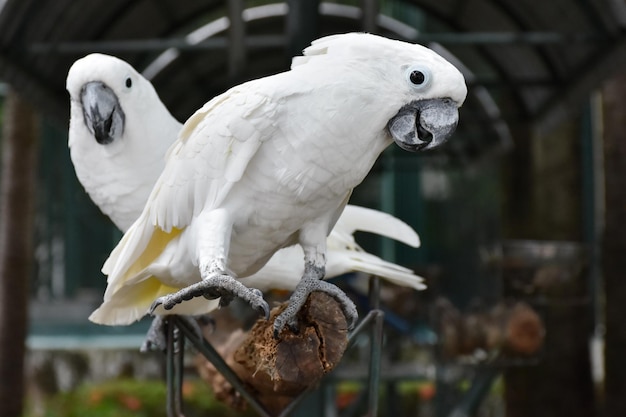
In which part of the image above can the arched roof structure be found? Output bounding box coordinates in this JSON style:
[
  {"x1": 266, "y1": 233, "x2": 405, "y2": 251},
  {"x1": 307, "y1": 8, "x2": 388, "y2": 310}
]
[{"x1": 1, "y1": 0, "x2": 625, "y2": 159}]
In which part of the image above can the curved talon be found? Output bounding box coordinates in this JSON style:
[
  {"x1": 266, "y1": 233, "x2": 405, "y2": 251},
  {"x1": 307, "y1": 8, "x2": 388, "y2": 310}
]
[
  {"x1": 248, "y1": 288, "x2": 270, "y2": 319},
  {"x1": 272, "y1": 279, "x2": 358, "y2": 339},
  {"x1": 258, "y1": 301, "x2": 270, "y2": 320},
  {"x1": 149, "y1": 298, "x2": 163, "y2": 315},
  {"x1": 148, "y1": 276, "x2": 270, "y2": 321}
]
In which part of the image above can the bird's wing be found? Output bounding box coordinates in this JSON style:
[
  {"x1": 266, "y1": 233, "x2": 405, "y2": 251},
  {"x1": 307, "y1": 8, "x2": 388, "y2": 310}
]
[
  {"x1": 101, "y1": 87, "x2": 279, "y2": 297},
  {"x1": 149, "y1": 88, "x2": 279, "y2": 231},
  {"x1": 89, "y1": 277, "x2": 219, "y2": 325}
]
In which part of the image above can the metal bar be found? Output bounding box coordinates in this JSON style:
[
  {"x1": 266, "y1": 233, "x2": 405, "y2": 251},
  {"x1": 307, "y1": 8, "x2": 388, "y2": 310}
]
[
  {"x1": 174, "y1": 324, "x2": 185, "y2": 417},
  {"x1": 165, "y1": 318, "x2": 182, "y2": 417},
  {"x1": 359, "y1": 0, "x2": 378, "y2": 32},
  {"x1": 416, "y1": 31, "x2": 607, "y2": 44},
  {"x1": 28, "y1": 32, "x2": 607, "y2": 55},
  {"x1": 227, "y1": 0, "x2": 246, "y2": 78},
  {"x1": 323, "y1": 383, "x2": 338, "y2": 417},
  {"x1": 446, "y1": 365, "x2": 500, "y2": 417},
  {"x1": 166, "y1": 289, "x2": 386, "y2": 417},
  {"x1": 174, "y1": 316, "x2": 274, "y2": 417},
  {"x1": 286, "y1": 0, "x2": 319, "y2": 57},
  {"x1": 276, "y1": 391, "x2": 309, "y2": 417},
  {"x1": 347, "y1": 310, "x2": 378, "y2": 345},
  {"x1": 368, "y1": 276, "x2": 381, "y2": 310},
  {"x1": 28, "y1": 35, "x2": 286, "y2": 54},
  {"x1": 366, "y1": 277, "x2": 383, "y2": 417}
]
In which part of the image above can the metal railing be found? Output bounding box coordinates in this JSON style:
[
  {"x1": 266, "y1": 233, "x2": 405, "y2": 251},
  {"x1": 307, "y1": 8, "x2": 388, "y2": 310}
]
[{"x1": 162, "y1": 276, "x2": 385, "y2": 417}]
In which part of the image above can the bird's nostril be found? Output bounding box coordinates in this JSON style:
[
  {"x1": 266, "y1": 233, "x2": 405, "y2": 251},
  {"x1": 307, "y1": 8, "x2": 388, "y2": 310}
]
[
  {"x1": 104, "y1": 113, "x2": 113, "y2": 133},
  {"x1": 417, "y1": 123, "x2": 433, "y2": 143}
]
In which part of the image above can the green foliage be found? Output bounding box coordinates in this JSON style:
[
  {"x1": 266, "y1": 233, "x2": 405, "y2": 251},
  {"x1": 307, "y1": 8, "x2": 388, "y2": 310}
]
[{"x1": 26, "y1": 378, "x2": 249, "y2": 417}]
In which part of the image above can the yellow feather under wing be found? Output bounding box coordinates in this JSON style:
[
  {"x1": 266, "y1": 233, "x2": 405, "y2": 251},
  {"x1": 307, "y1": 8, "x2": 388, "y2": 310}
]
[
  {"x1": 123, "y1": 227, "x2": 182, "y2": 285},
  {"x1": 91, "y1": 226, "x2": 184, "y2": 325},
  {"x1": 104, "y1": 226, "x2": 182, "y2": 298},
  {"x1": 89, "y1": 277, "x2": 180, "y2": 325}
]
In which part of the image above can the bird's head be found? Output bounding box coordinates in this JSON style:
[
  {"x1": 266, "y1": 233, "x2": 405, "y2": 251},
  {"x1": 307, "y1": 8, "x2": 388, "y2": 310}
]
[
  {"x1": 385, "y1": 49, "x2": 467, "y2": 152},
  {"x1": 66, "y1": 53, "x2": 161, "y2": 147},
  {"x1": 294, "y1": 33, "x2": 468, "y2": 152}
]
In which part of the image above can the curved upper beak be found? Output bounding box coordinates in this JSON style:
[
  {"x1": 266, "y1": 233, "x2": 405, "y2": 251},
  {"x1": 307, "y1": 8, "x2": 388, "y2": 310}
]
[
  {"x1": 80, "y1": 81, "x2": 125, "y2": 145},
  {"x1": 387, "y1": 98, "x2": 459, "y2": 152}
]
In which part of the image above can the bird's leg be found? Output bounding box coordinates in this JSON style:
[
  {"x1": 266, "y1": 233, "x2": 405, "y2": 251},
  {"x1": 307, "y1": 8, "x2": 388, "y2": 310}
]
[
  {"x1": 273, "y1": 246, "x2": 358, "y2": 338},
  {"x1": 149, "y1": 209, "x2": 270, "y2": 319},
  {"x1": 149, "y1": 260, "x2": 270, "y2": 319}
]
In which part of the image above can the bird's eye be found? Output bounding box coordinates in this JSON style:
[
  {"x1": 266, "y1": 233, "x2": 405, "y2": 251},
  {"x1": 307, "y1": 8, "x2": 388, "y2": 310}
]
[
  {"x1": 125, "y1": 78, "x2": 132, "y2": 88},
  {"x1": 410, "y1": 70, "x2": 425, "y2": 85},
  {"x1": 405, "y1": 65, "x2": 431, "y2": 90}
]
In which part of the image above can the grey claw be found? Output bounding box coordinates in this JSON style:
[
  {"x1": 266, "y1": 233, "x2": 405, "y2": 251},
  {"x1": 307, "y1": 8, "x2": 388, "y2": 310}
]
[
  {"x1": 148, "y1": 298, "x2": 163, "y2": 315},
  {"x1": 259, "y1": 301, "x2": 270, "y2": 320},
  {"x1": 272, "y1": 279, "x2": 358, "y2": 339},
  {"x1": 272, "y1": 314, "x2": 299, "y2": 339},
  {"x1": 247, "y1": 288, "x2": 270, "y2": 319}
]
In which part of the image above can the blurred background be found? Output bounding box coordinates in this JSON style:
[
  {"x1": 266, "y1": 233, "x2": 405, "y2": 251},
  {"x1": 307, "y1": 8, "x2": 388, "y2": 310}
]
[{"x1": 1, "y1": 0, "x2": 625, "y2": 416}]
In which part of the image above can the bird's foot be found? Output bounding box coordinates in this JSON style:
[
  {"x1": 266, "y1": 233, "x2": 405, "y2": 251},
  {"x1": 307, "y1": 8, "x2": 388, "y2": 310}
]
[
  {"x1": 140, "y1": 315, "x2": 205, "y2": 352},
  {"x1": 149, "y1": 275, "x2": 270, "y2": 319},
  {"x1": 273, "y1": 277, "x2": 358, "y2": 338}
]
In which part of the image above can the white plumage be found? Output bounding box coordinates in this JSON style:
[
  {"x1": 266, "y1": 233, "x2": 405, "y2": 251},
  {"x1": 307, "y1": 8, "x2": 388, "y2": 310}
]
[
  {"x1": 67, "y1": 54, "x2": 180, "y2": 232},
  {"x1": 66, "y1": 51, "x2": 429, "y2": 327},
  {"x1": 93, "y1": 33, "x2": 466, "y2": 335}
]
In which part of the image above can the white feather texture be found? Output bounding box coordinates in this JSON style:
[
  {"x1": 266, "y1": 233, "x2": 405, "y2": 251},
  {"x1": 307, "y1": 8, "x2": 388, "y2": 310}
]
[
  {"x1": 70, "y1": 34, "x2": 466, "y2": 326},
  {"x1": 242, "y1": 205, "x2": 425, "y2": 292},
  {"x1": 67, "y1": 53, "x2": 181, "y2": 231},
  {"x1": 67, "y1": 53, "x2": 427, "y2": 326}
]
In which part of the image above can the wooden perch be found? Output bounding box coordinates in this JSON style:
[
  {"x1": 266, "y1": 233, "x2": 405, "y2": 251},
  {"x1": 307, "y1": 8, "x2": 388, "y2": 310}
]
[{"x1": 197, "y1": 292, "x2": 349, "y2": 415}]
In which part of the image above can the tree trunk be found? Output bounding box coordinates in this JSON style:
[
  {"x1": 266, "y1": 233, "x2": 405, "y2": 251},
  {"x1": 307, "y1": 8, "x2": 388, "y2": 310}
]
[
  {"x1": 0, "y1": 87, "x2": 39, "y2": 417},
  {"x1": 602, "y1": 72, "x2": 626, "y2": 417}
]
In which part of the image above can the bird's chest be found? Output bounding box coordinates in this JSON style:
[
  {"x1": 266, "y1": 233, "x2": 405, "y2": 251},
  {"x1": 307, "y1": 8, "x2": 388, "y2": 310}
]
[{"x1": 251, "y1": 129, "x2": 386, "y2": 201}]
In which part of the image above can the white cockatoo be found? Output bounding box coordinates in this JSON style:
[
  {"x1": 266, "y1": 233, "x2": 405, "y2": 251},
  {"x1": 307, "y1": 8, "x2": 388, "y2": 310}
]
[
  {"x1": 67, "y1": 55, "x2": 180, "y2": 232},
  {"x1": 94, "y1": 33, "x2": 466, "y2": 337},
  {"x1": 67, "y1": 53, "x2": 426, "y2": 330}
]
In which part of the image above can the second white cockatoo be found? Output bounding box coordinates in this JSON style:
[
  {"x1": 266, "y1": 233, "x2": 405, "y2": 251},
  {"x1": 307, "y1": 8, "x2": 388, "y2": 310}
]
[
  {"x1": 66, "y1": 52, "x2": 426, "y2": 330},
  {"x1": 87, "y1": 33, "x2": 466, "y2": 337},
  {"x1": 67, "y1": 54, "x2": 180, "y2": 232}
]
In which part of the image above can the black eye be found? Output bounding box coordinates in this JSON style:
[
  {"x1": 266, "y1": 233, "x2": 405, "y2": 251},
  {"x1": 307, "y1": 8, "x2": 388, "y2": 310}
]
[
  {"x1": 125, "y1": 78, "x2": 132, "y2": 88},
  {"x1": 409, "y1": 70, "x2": 425, "y2": 85},
  {"x1": 405, "y1": 65, "x2": 431, "y2": 90}
]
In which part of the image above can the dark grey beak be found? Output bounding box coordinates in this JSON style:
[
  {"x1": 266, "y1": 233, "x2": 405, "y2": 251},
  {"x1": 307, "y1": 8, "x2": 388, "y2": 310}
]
[
  {"x1": 387, "y1": 98, "x2": 459, "y2": 152},
  {"x1": 80, "y1": 81, "x2": 125, "y2": 145}
]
